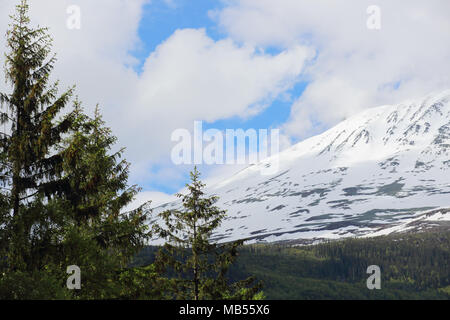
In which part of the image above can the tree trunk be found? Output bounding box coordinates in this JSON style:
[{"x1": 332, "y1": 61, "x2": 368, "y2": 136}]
[{"x1": 193, "y1": 219, "x2": 199, "y2": 300}]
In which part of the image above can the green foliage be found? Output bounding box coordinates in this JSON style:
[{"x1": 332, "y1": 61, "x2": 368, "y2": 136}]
[
  {"x1": 50, "y1": 104, "x2": 151, "y2": 299},
  {"x1": 227, "y1": 231, "x2": 450, "y2": 300},
  {"x1": 0, "y1": 269, "x2": 71, "y2": 300},
  {"x1": 0, "y1": 1, "x2": 151, "y2": 299},
  {"x1": 118, "y1": 264, "x2": 176, "y2": 300},
  {"x1": 153, "y1": 167, "x2": 262, "y2": 300}
]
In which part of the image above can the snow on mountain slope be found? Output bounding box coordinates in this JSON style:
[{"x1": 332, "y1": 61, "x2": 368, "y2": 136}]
[{"x1": 151, "y1": 90, "x2": 450, "y2": 244}]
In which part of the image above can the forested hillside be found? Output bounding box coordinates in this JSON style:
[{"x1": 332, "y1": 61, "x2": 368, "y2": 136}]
[{"x1": 134, "y1": 231, "x2": 450, "y2": 299}]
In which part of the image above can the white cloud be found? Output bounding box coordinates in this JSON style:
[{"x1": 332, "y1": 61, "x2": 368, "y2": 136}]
[
  {"x1": 114, "y1": 28, "x2": 311, "y2": 185},
  {"x1": 129, "y1": 29, "x2": 312, "y2": 166},
  {"x1": 217, "y1": 0, "x2": 450, "y2": 139},
  {"x1": 139, "y1": 28, "x2": 310, "y2": 123},
  {"x1": 0, "y1": 0, "x2": 312, "y2": 188}
]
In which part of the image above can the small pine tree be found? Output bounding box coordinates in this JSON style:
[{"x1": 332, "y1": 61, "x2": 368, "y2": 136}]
[{"x1": 153, "y1": 167, "x2": 263, "y2": 300}]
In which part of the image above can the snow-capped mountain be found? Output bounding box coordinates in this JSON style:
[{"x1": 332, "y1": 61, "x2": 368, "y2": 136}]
[{"x1": 151, "y1": 90, "x2": 450, "y2": 244}]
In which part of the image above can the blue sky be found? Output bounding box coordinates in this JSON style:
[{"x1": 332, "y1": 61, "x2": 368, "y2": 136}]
[
  {"x1": 132, "y1": 0, "x2": 225, "y2": 72},
  {"x1": 131, "y1": 0, "x2": 311, "y2": 194}
]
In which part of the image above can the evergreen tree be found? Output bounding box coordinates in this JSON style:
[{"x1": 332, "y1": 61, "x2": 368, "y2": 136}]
[
  {"x1": 0, "y1": 0, "x2": 75, "y2": 273},
  {"x1": 153, "y1": 167, "x2": 263, "y2": 300},
  {"x1": 0, "y1": 1, "x2": 152, "y2": 299},
  {"x1": 54, "y1": 104, "x2": 150, "y2": 299}
]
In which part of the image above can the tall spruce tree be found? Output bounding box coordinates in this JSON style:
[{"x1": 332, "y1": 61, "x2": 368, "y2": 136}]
[
  {"x1": 0, "y1": 0, "x2": 75, "y2": 273},
  {"x1": 153, "y1": 167, "x2": 263, "y2": 300},
  {"x1": 55, "y1": 104, "x2": 150, "y2": 299},
  {"x1": 0, "y1": 1, "x2": 151, "y2": 299}
]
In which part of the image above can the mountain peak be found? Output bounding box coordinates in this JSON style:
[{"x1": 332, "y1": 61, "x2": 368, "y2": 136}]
[{"x1": 151, "y1": 90, "x2": 450, "y2": 244}]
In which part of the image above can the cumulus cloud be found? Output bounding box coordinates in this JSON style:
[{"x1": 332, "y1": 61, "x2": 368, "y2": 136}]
[
  {"x1": 0, "y1": 0, "x2": 312, "y2": 192},
  {"x1": 130, "y1": 29, "x2": 312, "y2": 162},
  {"x1": 217, "y1": 0, "x2": 450, "y2": 139}
]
